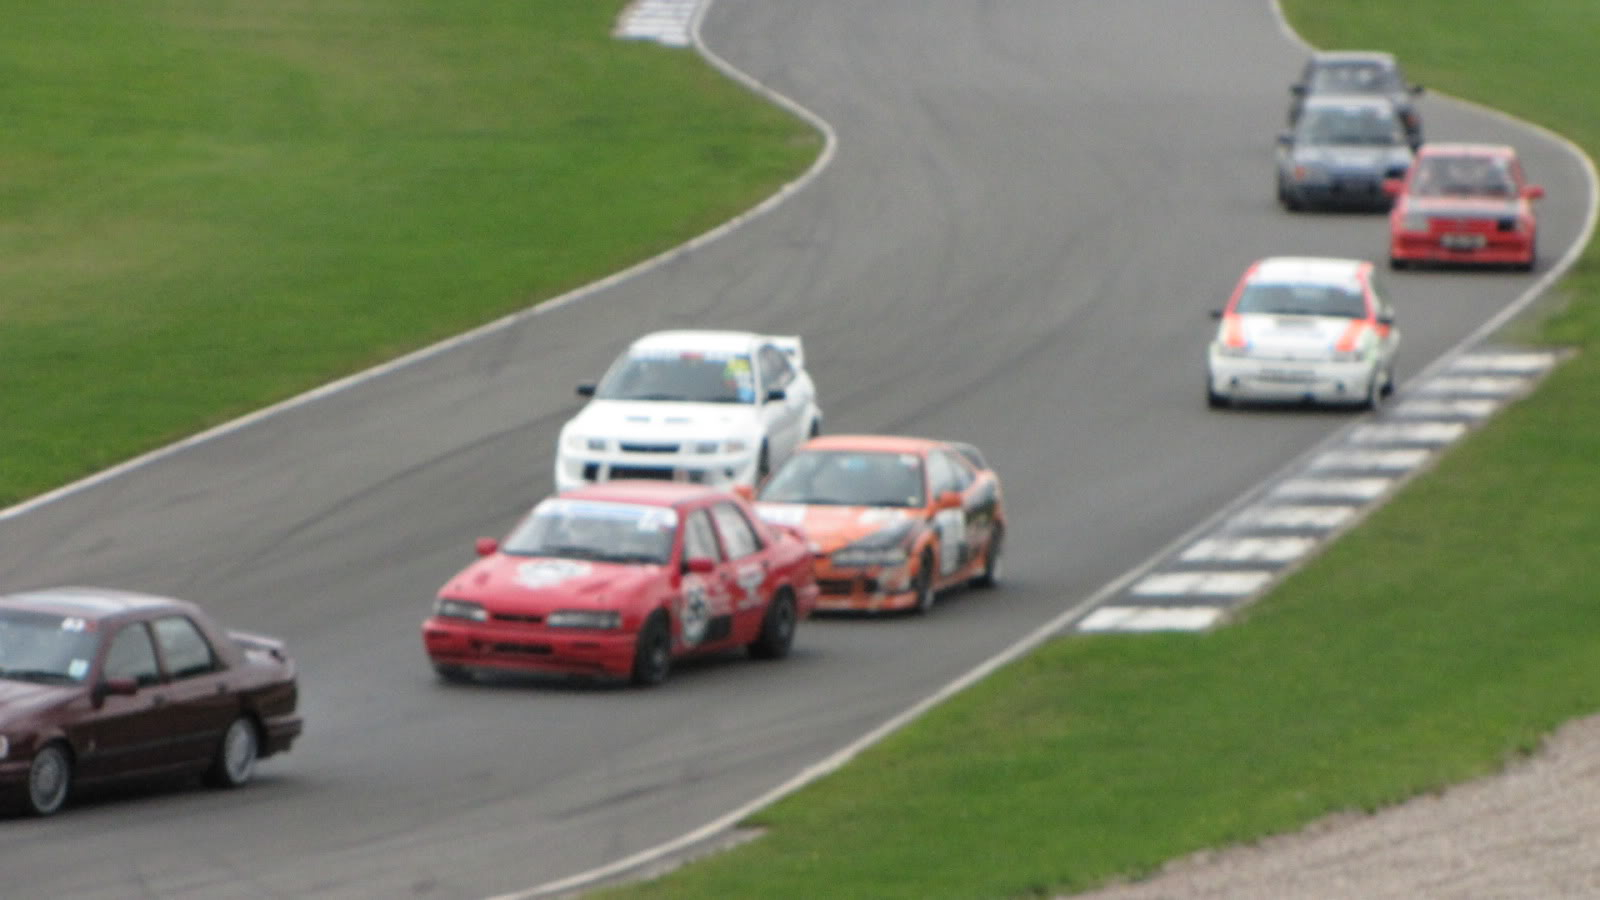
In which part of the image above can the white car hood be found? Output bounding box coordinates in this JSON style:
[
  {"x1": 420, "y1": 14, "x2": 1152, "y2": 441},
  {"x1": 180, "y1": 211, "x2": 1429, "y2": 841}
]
[
  {"x1": 1234, "y1": 315, "x2": 1364, "y2": 359},
  {"x1": 566, "y1": 399, "x2": 761, "y2": 442}
]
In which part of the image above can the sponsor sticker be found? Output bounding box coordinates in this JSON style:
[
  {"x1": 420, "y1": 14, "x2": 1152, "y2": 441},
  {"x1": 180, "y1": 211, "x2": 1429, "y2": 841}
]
[
  {"x1": 756, "y1": 504, "x2": 807, "y2": 526},
  {"x1": 515, "y1": 560, "x2": 593, "y2": 589},
  {"x1": 681, "y1": 579, "x2": 711, "y2": 645}
]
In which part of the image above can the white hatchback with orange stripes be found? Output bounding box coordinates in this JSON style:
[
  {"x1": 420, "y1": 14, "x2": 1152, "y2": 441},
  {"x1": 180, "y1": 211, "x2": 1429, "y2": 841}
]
[{"x1": 1206, "y1": 256, "x2": 1400, "y2": 409}]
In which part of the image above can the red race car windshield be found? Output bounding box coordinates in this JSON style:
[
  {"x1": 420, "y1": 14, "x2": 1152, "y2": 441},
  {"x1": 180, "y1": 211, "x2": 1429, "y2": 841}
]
[
  {"x1": 0, "y1": 608, "x2": 99, "y2": 683},
  {"x1": 1410, "y1": 155, "x2": 1515, "y2": 198},
  {"x1": 502, "y1": 499, "x2": 678, "y2": 565},
  {"x1": 760, "y1": 450, "x2": 926, "y2": 508}
]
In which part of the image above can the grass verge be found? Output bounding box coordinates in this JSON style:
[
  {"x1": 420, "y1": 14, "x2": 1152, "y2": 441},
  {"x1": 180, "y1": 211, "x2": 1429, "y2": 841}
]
[
  {"x1": 598, "y1": 2, "x2": 1600, "y2": 897},
  {"x1": 0, "y1": 0, "x2": 819, "y2": 506}
]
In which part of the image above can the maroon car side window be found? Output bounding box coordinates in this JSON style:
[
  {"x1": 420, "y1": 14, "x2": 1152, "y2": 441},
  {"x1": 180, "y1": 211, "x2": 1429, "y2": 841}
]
[
  {"x1": 103, "y1": 624, "x2": 162, "y2": 687},
  {"x1": 153, "y1": 616, "x2": 220, "y2": 679}
]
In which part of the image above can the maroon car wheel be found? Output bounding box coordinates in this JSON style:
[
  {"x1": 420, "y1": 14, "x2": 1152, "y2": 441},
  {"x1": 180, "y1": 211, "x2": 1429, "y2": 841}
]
[
  {"x1": 26, "y1": 743, "x2": 71, "y2": 817},
  {"x1": 205, "y1": 717, "x2": 259, "y2": 789}
]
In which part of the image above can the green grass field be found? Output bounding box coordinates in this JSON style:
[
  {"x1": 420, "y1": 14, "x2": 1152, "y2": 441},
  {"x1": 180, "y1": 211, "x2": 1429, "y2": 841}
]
[
  {"x1": 598, "y1": 2, "x2": 1600, "y2": 897},
  {"x1": 0, "y1": 0, "x2": 818, "y2": 506}
]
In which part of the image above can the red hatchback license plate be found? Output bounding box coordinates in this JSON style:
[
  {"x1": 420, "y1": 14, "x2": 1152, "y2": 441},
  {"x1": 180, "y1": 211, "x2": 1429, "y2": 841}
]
[{"x1": 1441, "y1": 233, "x2": 1487, "y2": 250}]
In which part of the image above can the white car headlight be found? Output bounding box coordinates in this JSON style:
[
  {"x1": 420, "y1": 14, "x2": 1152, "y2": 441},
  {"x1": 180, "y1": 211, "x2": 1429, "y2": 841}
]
[
  {"x1": 690, "y1": 440, "x2": 720, "y2": 455},
  {"x1": 564, "y1": 434, "x2": 607, "y2": 452},
  {"x1": 724, "y1": 438, "x2": 751, "y2": 455},
  {"x1": 1213, "y1": 341, "x2": 1252, "y2": 359},
  {"x1": 545, "y1": 610, "x2": 622, "y2": 630},
  {"x1": 1329, "y1": 349, "x2": 1366, "y2": 363}
]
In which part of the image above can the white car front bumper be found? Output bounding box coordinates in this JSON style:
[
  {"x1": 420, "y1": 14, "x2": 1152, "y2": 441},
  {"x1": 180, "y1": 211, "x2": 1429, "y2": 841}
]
[{"x1": 554, "y1": 447, "x2": 761, "y2": 492}]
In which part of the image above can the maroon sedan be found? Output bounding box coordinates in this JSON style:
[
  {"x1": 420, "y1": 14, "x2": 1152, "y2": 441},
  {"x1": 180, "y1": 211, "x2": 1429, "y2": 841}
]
[{"x1": 0, "y1": 587, "x2": 302, "y2": 816}]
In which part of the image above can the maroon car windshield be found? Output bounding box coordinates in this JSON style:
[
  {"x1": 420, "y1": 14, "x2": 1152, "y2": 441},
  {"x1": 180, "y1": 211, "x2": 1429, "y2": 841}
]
[{"x1": 0, "y1": 608, "x2": 100, "y2": 683}]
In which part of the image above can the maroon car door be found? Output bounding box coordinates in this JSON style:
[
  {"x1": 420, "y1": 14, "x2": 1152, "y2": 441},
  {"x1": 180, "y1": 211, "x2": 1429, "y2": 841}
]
[
  {"x1": 678, "y1": 508, "x2": 736, "y2": 652},
  {"x1": 73, "y1": 621, "x2": 178, "y2": 780},
  {"x1": 707, "y1": 502, "x2": 773, "y2": 643},
  {"x1": 150, "y1": 615, "x2": 238, "y2": 765}
]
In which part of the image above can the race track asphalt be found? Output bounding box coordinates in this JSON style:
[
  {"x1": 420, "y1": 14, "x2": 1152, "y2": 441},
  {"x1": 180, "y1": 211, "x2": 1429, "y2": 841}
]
[{"x1": 0, "y1": 2, "x2": 1587, "y2": 897}]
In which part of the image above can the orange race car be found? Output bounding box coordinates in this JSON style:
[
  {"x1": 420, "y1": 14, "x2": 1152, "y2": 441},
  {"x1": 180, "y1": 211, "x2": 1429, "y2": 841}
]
[{"x1": 751, "y1": 435, "x2": 1005, "y2": 614}]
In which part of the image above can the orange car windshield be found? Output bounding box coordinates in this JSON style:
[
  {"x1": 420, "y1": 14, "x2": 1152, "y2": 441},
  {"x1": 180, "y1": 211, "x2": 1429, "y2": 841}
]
[{"x1": 760, "y1": 450, "x2": 925, "y2": 508}]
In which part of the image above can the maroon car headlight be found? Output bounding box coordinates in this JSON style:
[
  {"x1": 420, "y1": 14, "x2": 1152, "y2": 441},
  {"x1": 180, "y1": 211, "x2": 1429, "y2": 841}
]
[
  {"x1": 0, "y1": 735, "x2": 9, "y2": 760},
  {"x1": 434, "y1": 598, "x2": 488, "y2": 622},
  {"x1": 545, "y1": 610, "x2": 622, "y2": 630}
]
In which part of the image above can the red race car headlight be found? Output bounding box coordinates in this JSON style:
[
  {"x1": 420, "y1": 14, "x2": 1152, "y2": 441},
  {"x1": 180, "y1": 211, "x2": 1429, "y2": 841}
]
[
  {"x1": 546, "y1": 610, "x2": 622, "y2": 630},
  {"x1": 434, "y1": 598, "x2": 488, "y2": 622}
]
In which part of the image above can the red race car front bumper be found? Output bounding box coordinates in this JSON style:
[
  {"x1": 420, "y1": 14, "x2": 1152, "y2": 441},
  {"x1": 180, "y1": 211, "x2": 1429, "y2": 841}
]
[{"x1": 422, "y1": 617, "x2": 638, "y2": 679}]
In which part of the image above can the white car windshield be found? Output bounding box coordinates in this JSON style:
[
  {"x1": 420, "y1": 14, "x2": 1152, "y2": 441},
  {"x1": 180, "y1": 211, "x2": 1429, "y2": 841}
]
[
  {"x1": 502, "y1": 499, "x2": 678, "y2": 564},
  {"x1": 0, "y1": 609, "x2": 98, "y2": 683},
  {"x1": 595, "y1": 349, "x2": 757, "y2": 404},
  {"x1": 1236, "y1": 282, "x2": 1367, "y2": 319},
  {"x1": 760, "y1": 451, "x2": 926, "y2": 508},
  {"x1": 1308, "y1": 62, "x2": 1400, "y2": 95}
]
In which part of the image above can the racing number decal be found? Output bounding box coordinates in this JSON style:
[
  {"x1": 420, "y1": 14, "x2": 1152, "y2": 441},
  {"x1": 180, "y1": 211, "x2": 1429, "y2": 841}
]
[
  {"x1": 680, "y1": 577, "x2": 711, "y2": 646},
  {"x1": 934, "y1": 509, "x2": 965, "y2": 576}
]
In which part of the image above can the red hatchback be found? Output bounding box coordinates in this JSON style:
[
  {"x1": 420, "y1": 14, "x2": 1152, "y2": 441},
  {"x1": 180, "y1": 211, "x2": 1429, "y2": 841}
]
[
  {"x1": 422, "y1": 481, "x2": 819, "y2": 686},
  {"x1": 0, "y1": 587, "x2": 302, "y2": 817},
  {"x1": 1388, "y1": 143, "x2": 1543, "y2": 271}
]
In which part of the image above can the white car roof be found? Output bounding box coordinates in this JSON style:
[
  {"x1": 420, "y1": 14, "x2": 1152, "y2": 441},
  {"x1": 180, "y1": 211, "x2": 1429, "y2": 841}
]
[
  {"x1": 1249, "y1": 256, "x2": 1368, "y2": 289},
  {"x1": 628, "y1": 329, "x2": 768, "y2": 356}
]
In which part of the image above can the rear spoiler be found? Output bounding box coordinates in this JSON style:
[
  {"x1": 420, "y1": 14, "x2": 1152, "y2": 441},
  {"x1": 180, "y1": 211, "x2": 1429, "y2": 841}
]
[
  {"x1": 768, "y1": 335, "x2": 805, "y2": 370},
  {"x1": 229, "y1": 629, "x2": 289, "y2": 662}
]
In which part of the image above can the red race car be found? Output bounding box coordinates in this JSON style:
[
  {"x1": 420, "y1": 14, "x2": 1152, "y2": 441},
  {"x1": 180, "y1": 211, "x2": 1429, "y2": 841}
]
[
  {"x1": 753, "y1": 435, "x2": 1006, "y2": 614},
  {"x1": 0, "y1": 587, "x2": 302, "y2": 817},
  {"x1": 422, "y1": 481, "x2": 818, "y2": 686},
  {"x1": 1387, "y1": 143, "x2": 1543, "y2": 271}
]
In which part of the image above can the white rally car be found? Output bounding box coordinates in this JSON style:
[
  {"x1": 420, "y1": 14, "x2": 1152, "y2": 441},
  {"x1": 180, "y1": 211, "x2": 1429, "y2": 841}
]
[
  {"x1": 1206, "y1": 256, "x2": 1400, "y2": 409},
  {"x1": 555, "y1": 330, "x2": 823, "y2": 492}
]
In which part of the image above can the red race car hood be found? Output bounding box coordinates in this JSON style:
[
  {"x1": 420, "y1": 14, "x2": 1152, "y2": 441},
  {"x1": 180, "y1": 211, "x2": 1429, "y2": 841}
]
[
  {"x1": 1401, "y1": 195, "x2": 1522, "y2": 219},
  {"x1": 755, "y1": 503, "x2": 918, "y2": 554},
  {"x1": 440, "y1": 555, "x2": 661, "y2": 613},
  {"x1": 0, "y1": 678, "x2": 79, "y2": 720}
]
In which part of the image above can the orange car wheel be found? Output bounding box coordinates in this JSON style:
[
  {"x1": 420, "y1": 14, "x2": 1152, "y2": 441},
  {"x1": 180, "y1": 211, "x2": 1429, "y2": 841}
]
[{"x1": 911, "y1": 549, "x2": 937, "y2": 615}]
